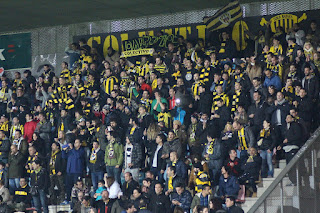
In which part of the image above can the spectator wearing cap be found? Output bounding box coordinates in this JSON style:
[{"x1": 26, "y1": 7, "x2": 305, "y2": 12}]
[
  {"x1": 47, "y1": 142, "x2": 65, "y2": 204},
  {"x1": 88, "y1": 141, "x2": 105, "y2": 191},
  {"x1": 218, "y1": 166, "x2": 240, "y2": 199}
]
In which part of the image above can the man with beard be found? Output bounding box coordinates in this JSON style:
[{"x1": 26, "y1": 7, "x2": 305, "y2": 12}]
[{"x1": 162, "y1": 130, "x2": 182, "y2": 163}]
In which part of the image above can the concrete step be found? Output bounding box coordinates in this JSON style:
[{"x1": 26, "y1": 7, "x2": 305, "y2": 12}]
[
  {"x1": 278, "y1": 159, "x2": 287, "y2": 169},
  {"x1": 48, "y1": 205, "x2": 71, "y2": 213}
]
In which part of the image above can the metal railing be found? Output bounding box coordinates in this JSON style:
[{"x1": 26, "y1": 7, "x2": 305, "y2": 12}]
[{"x1": 248, "y1": 127, "x2": 320, "y2": 213}]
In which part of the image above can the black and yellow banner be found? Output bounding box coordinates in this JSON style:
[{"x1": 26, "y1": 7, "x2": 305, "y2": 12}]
[
  {"x1": 74, "y1": 9, "x2": 318, "y2": 57},
  {"x1": 203, "y1": 0, "x2": 243, "y2": 31},
  {"x1": 123, "y1": 34, "x2": 178, "y2": 51},
  {"x1": 120, "y1": 48, "x2": 154, "y2": 58}
]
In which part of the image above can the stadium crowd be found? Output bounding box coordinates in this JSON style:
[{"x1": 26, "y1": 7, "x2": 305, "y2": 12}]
[{"x1": 0, "y1": 19, "x2": 318, "y2": 213}]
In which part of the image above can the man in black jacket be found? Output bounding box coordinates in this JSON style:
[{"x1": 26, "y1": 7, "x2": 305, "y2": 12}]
[
  {"x1": 248, "y1": 91, "x2": 268, "y2": 137},
  {"x1": 122, "y1": 172, "x2": 139, "y2": 199},
  {"x1": 0, "y1": 130, "x2": 10, "y2": 164},
  {"x1": 195, "y1": 84, "x2": 213, "y2": 116},
  {"x1": 9, "y1": 177, "x2": 31, "y2": 212},
  {"x1": 48, "y1": 142, "x2": 65, "y2": 204},
  {"x1": 211, "y1": 98, "x2": 231, "y2": 133},
  {"x1": 93, "y1": 190, "x2": 123, "y2": 213},
  {"x1": 302, "y1": 65, "x2": 319, "y2": 101},
  {"x1": 225, "y1": 196, "x2": 244, "y2": 213},
  {"x1": 277, "y1": 115, "x2": 303, "y2": 164},
  {"x1": 88, "y1": 141, "x2": 105, "y2": 192},
  {"x1": 295, "y1": 88, "x2": 313, "y2": 130},
  {"x1": 30, "y1": 159, "x2": 49, "y2": 213},
  {"x1": 165, "y1": 166, "x2": 184, "y2": 196},
  {"x1": 149, "y1": 183, "x2": 170, "y2": 213},
  {"x1": 149, "y1": 133, "x2": 166, "y2": 183}
]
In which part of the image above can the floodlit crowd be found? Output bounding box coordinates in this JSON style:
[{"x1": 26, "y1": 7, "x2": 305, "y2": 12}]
[{"x1": 0, "y1": 18, "x2": 319, "y2": 213}]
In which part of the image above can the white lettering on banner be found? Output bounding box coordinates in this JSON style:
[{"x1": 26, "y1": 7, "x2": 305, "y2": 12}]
[{"x1": 0, "y1": 49, "x2": 5, "y2": 61}]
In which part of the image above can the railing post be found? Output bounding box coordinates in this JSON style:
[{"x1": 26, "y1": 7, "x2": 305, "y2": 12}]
[
  {"x1": 264, "y1": 199, "x2": 267, "y2": 213},
  {"x1": 296, "y1": 165, "x2": 300, "y2": 213},
  {"x1": 311, "y1": 148, "x2": 317, "y2": 213},
  {"x1": 280, "y1": 180, "x2": 284, "y2": 213}
]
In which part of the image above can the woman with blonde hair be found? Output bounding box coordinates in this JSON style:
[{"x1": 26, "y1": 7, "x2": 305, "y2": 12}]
[{"x1": 303, "y1": 41, "x2": 314, "y2": 61}]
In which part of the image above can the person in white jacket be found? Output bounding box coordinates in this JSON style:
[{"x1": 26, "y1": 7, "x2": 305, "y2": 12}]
[{"x1": 105, "y1": 175, "x2": 122, "y2": 199}]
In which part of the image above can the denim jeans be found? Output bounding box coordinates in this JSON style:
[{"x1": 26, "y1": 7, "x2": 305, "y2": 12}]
[
  {"x1": 237, "y1": 149, "x2": 248, "y2": 165},
  {"x1": 106, "y1": 166, "x2": 121, "y2": 184},
  {"x1": 91, "y1": 171, "x2": 104, "y2": 191},
  {"x1": 259, "y1": 150, "x2": 274, "y2": 177},
  {"x1": 32, "y1": 189, "x2": 48, "y2": 213},
  {"x1": 9, "y1": 178, "x2": 20, "y2": 195}
]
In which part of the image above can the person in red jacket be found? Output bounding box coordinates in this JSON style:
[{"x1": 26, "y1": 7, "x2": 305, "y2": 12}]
[{"x1": 24, "y1": 113, "x2": 38, "y2": 143}]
